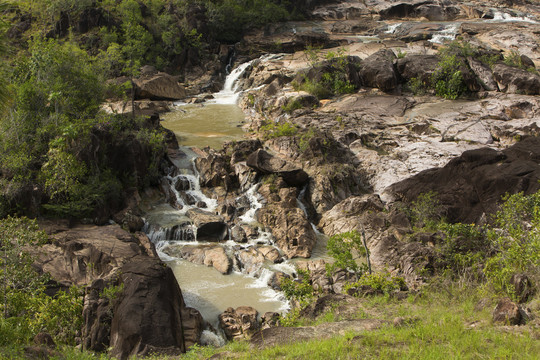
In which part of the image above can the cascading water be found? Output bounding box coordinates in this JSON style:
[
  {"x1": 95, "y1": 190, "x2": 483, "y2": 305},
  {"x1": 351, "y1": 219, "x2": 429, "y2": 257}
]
[
  {"x1": 429, "y1": 23, "x2": 460, "y2": 44},
  {"x1": 144, "y1": 58, "x2": 291, "y2": 338}
]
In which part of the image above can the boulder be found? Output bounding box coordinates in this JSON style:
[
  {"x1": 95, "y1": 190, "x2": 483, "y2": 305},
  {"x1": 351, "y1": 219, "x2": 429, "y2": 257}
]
[
  {"x1": 358, "y1": 49, "x2": 399, "y2": 92},
  {"x1": 493, "y1": 63, "x2": 540, "y2": 95},
  {"x1": 467, "y1": 57, "x2": 498, "y2": 91},
  {"x1": 33, "y1": 225, "x2": 202, "y2": 357},
  {"x1": 166, "y1": 245, "x2": 231, "y2": 275},
  {"x1": 238, "y1": 247, "x2": 266, "y2": 274},
  {"x1": 396, "y1": 55, "x2": 440, "y2": 84},
  {"x1": 134, "y1": 72, "x2": 187, "y2": 100},
  {"x1": 247, "y1": 149, "x2": 309, "y2": 187},
  {"x1": 386, "y1": 138, "x2": 540, "y2": 224},
  {"x1": 110, "y1": 257, "x2": 203, "y2": 359},
  {"x1": 219, "y1": 306, "x2": 260, "y2": 341},
  {"x1": 195, "y1": 151, "x2": 237, "y2": 189},
  {"x1": 186, "y1": 208, "x2": 228, "y2": 242},
  {"x1": 492, "y1": 298, "x2": 522, "y2": 325},
  {"x1": 511, "y1": 273, "x2": 536, "y2": 304}
]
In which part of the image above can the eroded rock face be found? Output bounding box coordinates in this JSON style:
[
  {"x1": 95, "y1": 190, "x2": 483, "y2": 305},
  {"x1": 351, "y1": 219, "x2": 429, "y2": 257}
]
[
  {"x1": 493, "y1": 63, "x2": 540, "y2": 95},
  {"x1": 386, "y1": 137, "x2": 540, "y2": 224},
  {"x1": 247, "y1": 149, "x2": 309, "y2": 187},
  {"x1": 110, "y1": 257, "x2": 203, "y2": 359},
  {"x1": 186, "y1": 208, "x2": 228, "y2": 242},
  {"x1": 219, "y1": 306, "x2": 260, "y2": 340},
  {"x1": 163, "y1": 244, "x2": 232, "y2": 274},
  {"x1": 34, "y1": 225, "x2": 203, "y2": 358}
]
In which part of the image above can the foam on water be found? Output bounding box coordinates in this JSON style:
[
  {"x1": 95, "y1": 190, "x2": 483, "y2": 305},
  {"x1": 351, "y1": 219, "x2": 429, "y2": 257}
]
[
  {"x1": 385, "y1": 23, "x2": 402, "y2": 34},
  {"x1": 429, "y1": 23, "x2": 460, "y2": 44},
  {"x1": 491, "y1": 10, "x2": 538, "y2": 23}
]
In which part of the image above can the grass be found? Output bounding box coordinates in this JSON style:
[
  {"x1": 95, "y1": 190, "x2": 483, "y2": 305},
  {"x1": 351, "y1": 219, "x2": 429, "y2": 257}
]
[{"x1": 179, "y1": 281, "x2": 540, "y2": 359}]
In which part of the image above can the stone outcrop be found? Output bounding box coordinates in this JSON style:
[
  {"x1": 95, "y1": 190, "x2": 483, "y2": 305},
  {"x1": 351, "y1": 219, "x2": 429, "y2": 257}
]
[
  {"x1": 386, "y1": 137, "x2": 540, "y2": 224},
  {"x1": 186, "y1": 208, "x2": 228, "y2": 242},
  {"x1": 492, "y1": 298, "x2": 522, "y2": 325},
  {"x1": 34, "y1": 224, "x2": 203, "y2": 358},
  {"x1": 493, "y1": 63, "x2": 540, "y2": 95},
  {"x1": 247, "y1": 149, "x2": 309, "y2": 187},
  {"x1": 163, "y1": 244, "x2": 232, "y2": 275},
  {"x1": 134, "y1": 72, "x2": 187, "y2": 100},
  {"x1": 110, "y1": 257, "x2": 203, "y2": 359},
  {"x1": 219, "y1": 306, "x2": 260, "y2": 340},
  {"x1": 358, "y1": 49, "x2": 399, "y2": 92}
]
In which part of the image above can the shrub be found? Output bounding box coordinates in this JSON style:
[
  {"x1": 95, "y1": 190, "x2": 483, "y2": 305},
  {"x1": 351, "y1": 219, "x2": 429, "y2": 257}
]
[
  {"x1": 281, "y1": 269, "x2": 315, "y2": 306},
  {"x1": 409, "y1": 191, "x2": 442, "y2": 229},
  {"x1": 260, "y1": 121, "x2": 298, "y2": 139},
  {"x1": 326, "y1": 230, "x2": 369, "y2": 277},
  {"x1": 281, "y1": 99, "x2": 303, "y2": 114},
  {"x1": 483, "y1": 191, "x2": 540, "y2": 298},
  {"x1": 431, "y1": 53, "x2": 467, "y2": 100},
  {"x1": 345, "y1": 272, "x2": 406, "y2": 295}
]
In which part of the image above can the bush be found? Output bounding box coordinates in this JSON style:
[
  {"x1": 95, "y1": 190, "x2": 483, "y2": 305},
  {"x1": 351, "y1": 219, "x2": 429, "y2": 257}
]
[
  {"x1": 345, "y1": 272, "x2": 406, "y2": 295},
  {"x1": 483, "y1": 191, "x2": 540, "y2": 298},
  {"x1": 0, "y1": 217, "x2": 84, "y2": 345},
  {"x1": 431, "y1": 53, "x2": 467, "y2": 100},
  {"x1": 260, "y1": 121, "x2": 298, "y2": 139},
  {"x1": 281, "y1": 269, "x2": 315, "y2": 306},
  {"x1": 326, "y1": 230, "x2": 369, "y2": 277}
]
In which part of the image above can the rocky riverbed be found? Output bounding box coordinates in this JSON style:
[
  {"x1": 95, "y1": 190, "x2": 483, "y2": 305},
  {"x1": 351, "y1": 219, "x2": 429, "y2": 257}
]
[{"x1": 28, "y1": 0, "x2": 540, "y2": 356}]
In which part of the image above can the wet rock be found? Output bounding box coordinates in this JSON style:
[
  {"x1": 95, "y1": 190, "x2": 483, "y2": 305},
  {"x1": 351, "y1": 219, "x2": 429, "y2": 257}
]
[
  {"x1": 358, "y1": 49, "x2": 399, "y2": 92},
  {"x1": 231, "y1": 225, "x2": 248, "y2": 243},
  {"x1": 186, "y1": 208, "x2": 228, "y2": 242},
  {"x1": 246, "y1": 149, "x2": 309, "y2": 187},
  {"x1": 492, "y1": 298, "x2": 522, "y2": 325},
  {"x1": 204, "y1": 246, "x2": 232, "y2": 274},
  {"x1": 238, "y1": 247, "x2": 266, "y2": 274},
  {"x1": 258, "y1": 205, "x2": 317, "y2": 258},
  {"x1": 493, "y1": 63, "x2": 540, "y2": 95},
  {"x1": 195, "y1": 151, "x2": 237, "y2": 190},
  {"x1": 173, "y1": 245, "x2": 232, "y2": 275},
  {"x1": 219, "y1": 306, "x2": 260, "y2": 341},
  {"x1": 267, "y1": 271, "x2": 290, "y2": 290},
  {"x1": 134, "y1": 72, "x2": 187, "y2": 100},
  {"x1": 110, "y1": 257, "x2": 204, "y2": 359},
  {"x1": 259, "y1": 246, "x2": 281, "y2": 263}
]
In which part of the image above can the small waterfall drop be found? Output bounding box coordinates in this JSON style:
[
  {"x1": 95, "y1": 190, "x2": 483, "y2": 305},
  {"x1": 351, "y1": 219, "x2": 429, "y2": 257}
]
[
  {"x1": 429, "y1": 23, "x2": 460, "y2": 44},
  {"x1": 211, "y1": 61, "x2": 254, "y2": 105}
]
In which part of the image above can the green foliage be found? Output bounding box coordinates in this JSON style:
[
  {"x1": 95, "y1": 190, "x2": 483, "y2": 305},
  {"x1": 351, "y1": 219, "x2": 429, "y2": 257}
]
[
  {"x1": 260, "y1": 121, "x2": 298, "y2": 139},
  {"x1": 407, "y1": 77, "x2": 427, "y2": 95},
  {"x1": 431, "y1": 53, "x2": 467, "y2": 99},
  {"x1": 281, "y1": 99, "x2": 303, "y2": 114},
  {"x1": 409, "y1": 191, "x2": 442, "y2": 229},
  {"x1": 298, "y1": 128, "x2": 317, "y2": 153},
  {"x1": 483, "y1": 191, "x2": 540, "y2": 298},
  {"x1": 295, "y1": 47, "x2": 356, "y2": 100},
  {"x1": 345, "y1": 272, "x2": 406, "y2": 295},
  {"x1": 0, "y1": 217, "x2": 83, "y2": 346},
  {"x1": 280, "y1": 269, "x2": 315, "y2": 306},
  {"x1": 326, "y1": 230, "x2": 368, "y2": 277},
  {"x1": 206, "y1": 0, "x2": 292, "y2": 43}
]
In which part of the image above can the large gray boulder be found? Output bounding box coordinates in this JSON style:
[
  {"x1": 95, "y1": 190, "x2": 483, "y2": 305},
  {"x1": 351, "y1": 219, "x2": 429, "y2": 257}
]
[
  {"x1": 247, "y1": 149, "x2": 309, "y2": 187},
  {"x1": 110, "y1": 257, "x2": 203, "y2": 359},
  {"x1": 134, "y1": 72, "x2": 187, "y2": 100},
  {"x1": 186, "y1": 208, "x2": 228, "y2": 242},
  {"x1": 493, "y1": 63, "x2": 540, "y2": 95},
  {"x1": 358, "y1": 49, "x2": 399, "y2": 92}
]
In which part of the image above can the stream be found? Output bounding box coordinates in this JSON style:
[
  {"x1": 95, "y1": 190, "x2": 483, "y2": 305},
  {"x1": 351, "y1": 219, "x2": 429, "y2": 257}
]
[
  {"x1": 142, "y1": 7, "x2": 539, "y2": 345},
  {"x1": 143, "y1": 57, "x2": 296, "y2": 343}
]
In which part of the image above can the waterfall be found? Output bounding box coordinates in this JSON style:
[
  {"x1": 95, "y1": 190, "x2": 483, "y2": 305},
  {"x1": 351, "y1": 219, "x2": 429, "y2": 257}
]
[
  {"x1": 211, "y1": 61, "x2": 255, "y2": 105},
  {"x1": 429, "y1": 23, "x2": 460, "y2": 44}
]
